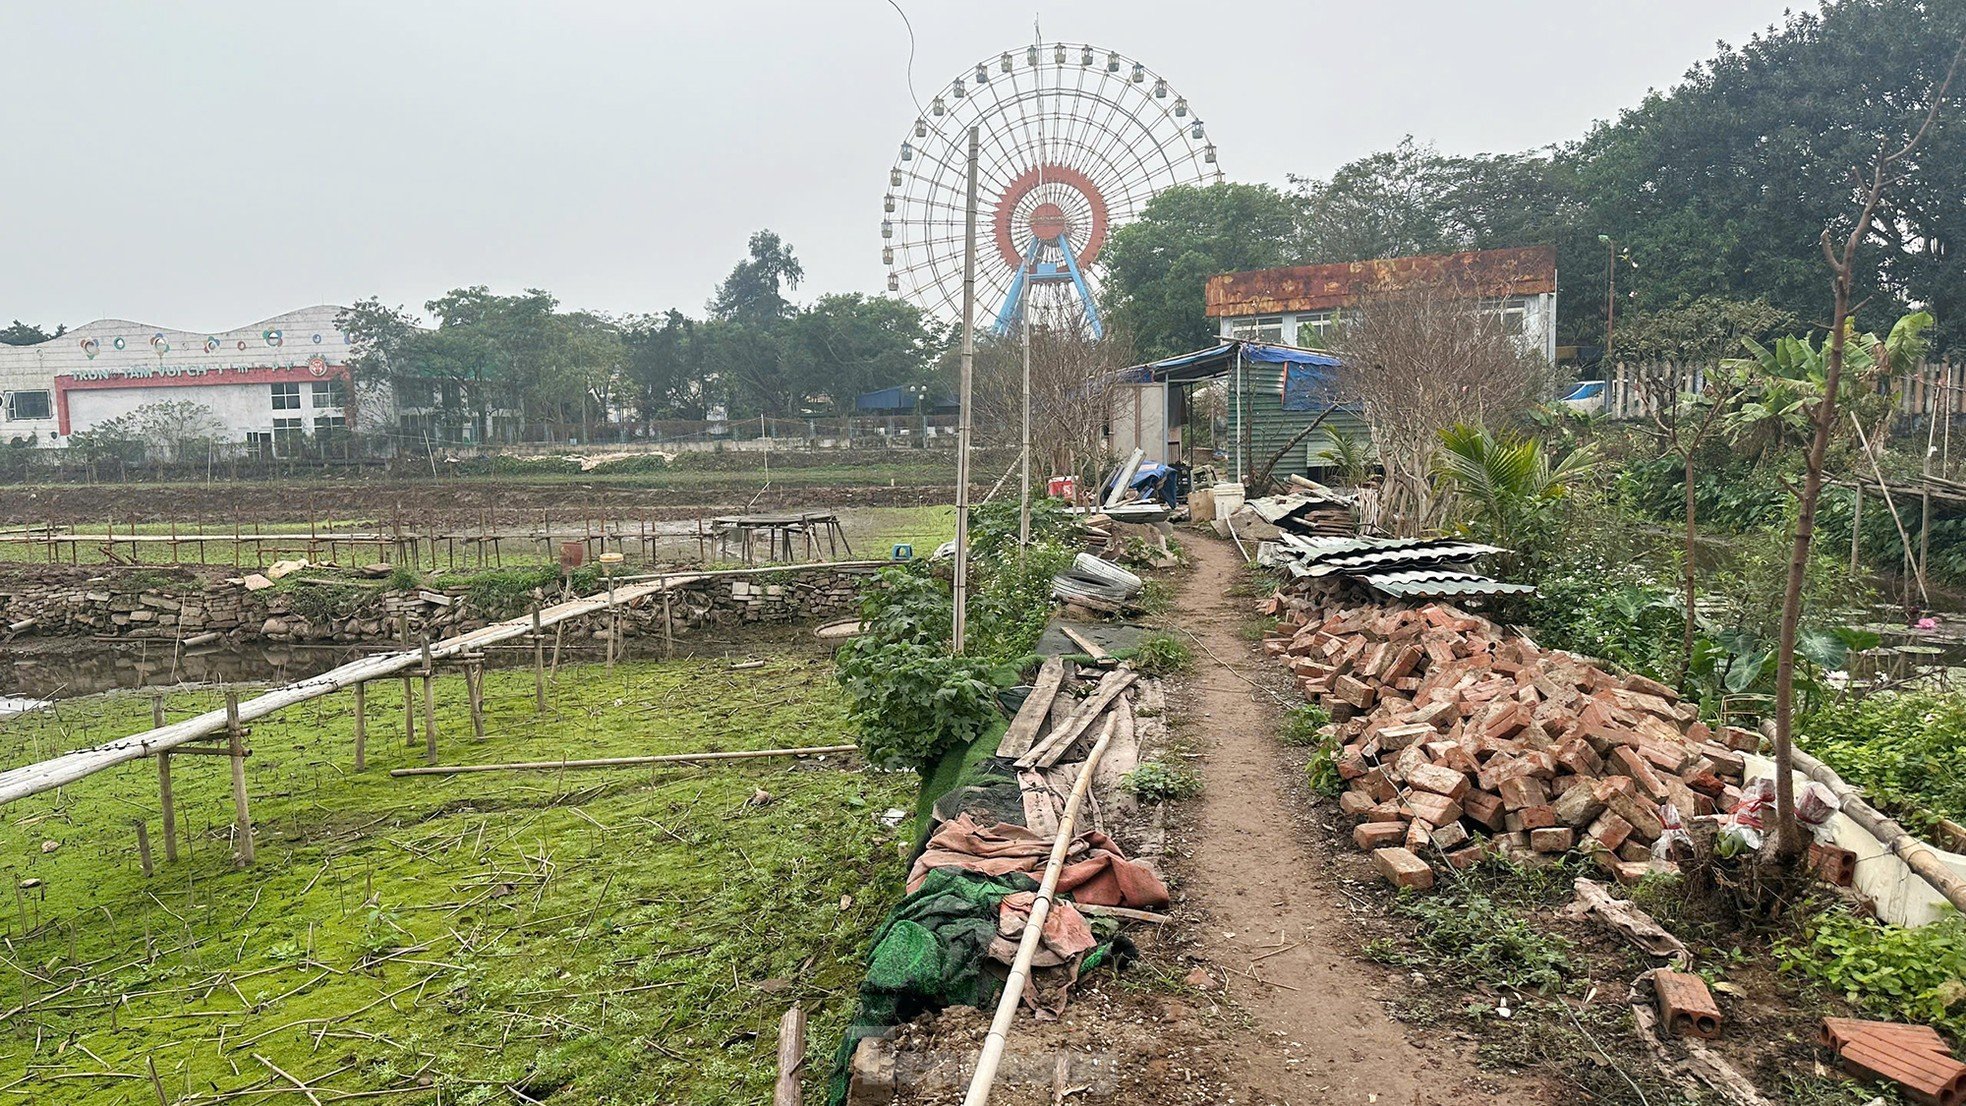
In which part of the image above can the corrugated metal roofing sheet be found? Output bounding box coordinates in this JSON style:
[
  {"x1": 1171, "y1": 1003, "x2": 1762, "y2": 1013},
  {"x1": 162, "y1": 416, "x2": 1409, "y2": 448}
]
[{"x1": 1361, "y1": 570, "x2": 1536, "y2": 598}]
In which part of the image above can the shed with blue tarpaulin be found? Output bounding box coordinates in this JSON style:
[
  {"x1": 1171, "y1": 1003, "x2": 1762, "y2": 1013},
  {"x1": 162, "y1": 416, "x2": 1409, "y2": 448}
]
[{"x1": 1115, "y1": 339, "x2": 1363, "y2": 486}]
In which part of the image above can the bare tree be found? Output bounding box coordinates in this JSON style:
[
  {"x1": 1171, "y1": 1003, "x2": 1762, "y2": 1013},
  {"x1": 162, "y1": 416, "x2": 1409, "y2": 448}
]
[
  {"x1": 1768, "y1": 33, "x2": 1966, "y2": 864},
  {"x1": 1326, "y1": 285, "x2": 1559, "y2": 534},
  {"x1": 1633, "y1": 368, "x2": 1740, "y2": 676},
  {"x1": 972, "y1": 315, "x2": 1131, "y2": 496}
]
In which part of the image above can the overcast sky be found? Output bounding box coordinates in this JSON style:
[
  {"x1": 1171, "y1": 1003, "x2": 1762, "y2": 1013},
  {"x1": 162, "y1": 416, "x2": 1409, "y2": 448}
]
[{"x1": 0, "y1": 1, "x2": 1810, "y2": 333}]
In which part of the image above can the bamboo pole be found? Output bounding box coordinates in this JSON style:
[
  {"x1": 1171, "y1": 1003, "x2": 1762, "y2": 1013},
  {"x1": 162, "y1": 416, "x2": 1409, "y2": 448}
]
[
  {"x1": 157, "y1": 753, "x2": 178, "y2": 863},
  {"x1": 420, "y1": 642, "x2": 438, "y2": 765},
  {"x1": 963, "y1": 713, "x2": 1119, "y2": 1106},
  {"x1": 134, "y1": 818, "x2": 153, "y2": 878},
  {"x1": 532, "y1": 608, "x2": 546, "y2": 713},
  {"x1": 225, "y1": 691, "x2": 254, "y2": 867},
  {"x1": 465, "y1": 661, "x2": 485, "y2": 740},
  {"x1": 1773, "y1": 736, "x2": 1966, "y2": 915},
  {"x1": 388, "y1": 744, "x2": 857, "y2": 777},
  {"x1": 352, "y1": 681, "x2": 367, "y2": 772}
]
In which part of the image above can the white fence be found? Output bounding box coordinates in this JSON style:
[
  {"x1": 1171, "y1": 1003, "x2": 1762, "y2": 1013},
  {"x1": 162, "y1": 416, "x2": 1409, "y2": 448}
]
[{"x1": 1599, "y1": 361, "x2": 1965, "y2": 422}]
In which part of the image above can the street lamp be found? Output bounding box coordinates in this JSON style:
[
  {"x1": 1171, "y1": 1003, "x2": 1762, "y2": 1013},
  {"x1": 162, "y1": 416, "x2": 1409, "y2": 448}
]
[
  {"x1": 908, "y1": 383, "x2": 929, "y2": 447},
  {"x1": 1597, "y1": 234, "x2": 1638, "y2": 368}
]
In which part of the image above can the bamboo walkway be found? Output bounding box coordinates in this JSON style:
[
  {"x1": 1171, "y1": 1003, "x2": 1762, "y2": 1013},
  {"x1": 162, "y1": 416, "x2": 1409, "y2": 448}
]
[{"x1": 0, "y1": 573, "x2": 701, "y2": 807}]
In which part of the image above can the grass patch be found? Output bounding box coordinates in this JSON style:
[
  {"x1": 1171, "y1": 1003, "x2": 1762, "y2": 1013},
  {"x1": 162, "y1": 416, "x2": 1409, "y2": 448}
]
[
  {"x1": 1123, "y1": 632, "x2": 1191, "y2": 675},
  {"x1": 0, "y1": 655, "x2": 910, "y2": 1105}
]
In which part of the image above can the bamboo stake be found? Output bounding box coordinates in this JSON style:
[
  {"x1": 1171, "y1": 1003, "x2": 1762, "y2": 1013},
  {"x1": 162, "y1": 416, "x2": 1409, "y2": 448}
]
[
  {"x1": 531, "y1": 609, "x2": 546, "y2": 713},
  {"x1": 420, "y1": 642, "x2": 438, "y2": 766},
  {"x1": 158, "y1": 753, "x2": 178, "y2": 864},
  {"x1": 963, "y1": 714, "x2": 1119, "y2": 1106},
  {"x1": 225, "y1": 691, "x2": 254, "y2": 867},
  {"x1": 352, "y1": 681, "x2": 367, "y2": 772},
  {"x1": 134, "y1": 819, "x2": 153, "y2": 878},
  {"x1": 388, "y1": 745, "x2": 857, "y2": 777}
]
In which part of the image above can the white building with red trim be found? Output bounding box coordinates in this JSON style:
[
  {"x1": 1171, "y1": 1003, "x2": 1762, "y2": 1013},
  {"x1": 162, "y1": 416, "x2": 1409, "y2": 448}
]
[{"x1": 0, "y1": 306, "x2": 359, "y2": 452}]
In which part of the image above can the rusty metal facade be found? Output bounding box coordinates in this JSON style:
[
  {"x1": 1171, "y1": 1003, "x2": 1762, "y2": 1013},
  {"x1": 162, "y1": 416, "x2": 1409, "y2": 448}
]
[{"x1": 1204, "y1": 246, "x2": 1559, "y2": 318}]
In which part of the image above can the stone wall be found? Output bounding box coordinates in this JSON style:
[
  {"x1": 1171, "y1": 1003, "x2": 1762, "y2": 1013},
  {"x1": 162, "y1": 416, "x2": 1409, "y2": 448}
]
[{"x1": 0, "y1": 565, "x2": 877, "y2": 648}]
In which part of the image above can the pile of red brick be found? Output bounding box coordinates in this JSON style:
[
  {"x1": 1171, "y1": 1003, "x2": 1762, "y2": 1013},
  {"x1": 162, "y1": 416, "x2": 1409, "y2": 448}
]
[{"x1": 1260, "y1": 592, "x2": 1757, "y2": 891}]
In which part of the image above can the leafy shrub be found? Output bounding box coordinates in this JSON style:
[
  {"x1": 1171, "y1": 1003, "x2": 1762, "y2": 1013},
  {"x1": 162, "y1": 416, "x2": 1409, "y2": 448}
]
[
  {"x1": 1777, "y1": 907, "x2": 1966, "y2": 1039},
  {"x1": 283, "y1": 582, "x2": 369, "y2": 623},
  {"x1": 1121, "y1": 761, "x2": 1202, "y2": 802},
  {"x1": 1364, "y1": 878, "x2": 1573, "y2": 993},
  {"x1": 1128, "y1": 632, "x2": 1191, "y2": 675},
  {"x1": 386, "y1": 564, "x2": 424, "y2": 591},
  {"x1": 1801, "y1": 691, "x2": 1966, "y2": 828},
  {"x1": 967, "y1": 495, "x2": 1079, "y2": 562},
  {"x1": 969, "y1": 544, "x2": 1074, "y2": 660},
  {"x1": 834, "y1": 640, "x2": 1000, "y2": 770}
]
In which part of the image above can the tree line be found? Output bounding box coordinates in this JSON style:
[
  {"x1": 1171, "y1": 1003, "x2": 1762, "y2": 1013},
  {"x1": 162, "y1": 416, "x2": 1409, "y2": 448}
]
[
  {"x1": 1101, "y1": 0, "x2": 1966, "y2": 362},
  {"x1": 337, "y1": 230, "x2": 952, "y2": 444}
]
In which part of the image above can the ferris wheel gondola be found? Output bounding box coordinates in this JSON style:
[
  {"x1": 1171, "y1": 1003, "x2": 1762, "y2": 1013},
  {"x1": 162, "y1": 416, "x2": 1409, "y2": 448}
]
[{"x1": 882, "y1": 42, "x2": 1221, "y2": 338}]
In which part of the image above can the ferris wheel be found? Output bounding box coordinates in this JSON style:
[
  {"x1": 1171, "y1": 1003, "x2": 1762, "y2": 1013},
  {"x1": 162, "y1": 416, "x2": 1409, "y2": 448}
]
[{"x1": 882, "y1": 42, "x2": 1222, "y2": 338}]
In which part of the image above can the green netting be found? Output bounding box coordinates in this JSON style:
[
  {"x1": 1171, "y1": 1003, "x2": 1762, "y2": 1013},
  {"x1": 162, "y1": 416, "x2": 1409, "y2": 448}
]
[{"x1": 827, "y1": 868, "x2": 1034, "y2": 1106}]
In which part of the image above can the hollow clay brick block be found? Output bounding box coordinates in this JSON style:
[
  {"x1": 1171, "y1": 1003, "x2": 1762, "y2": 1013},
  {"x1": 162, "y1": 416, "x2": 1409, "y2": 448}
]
[
  {"x1": 1809, "y1": 842, "x2": 1858, "y2": 887},
  {"x1": 1370, "y1": 847, "x2": 1435, "y2": 891},
  {"x1": 1653, "y1": 969, "x2": 1724, "y2": 1040},
  {"x1": 1837, "y1": 1036, "x2": 1966, "y2": 1106}
]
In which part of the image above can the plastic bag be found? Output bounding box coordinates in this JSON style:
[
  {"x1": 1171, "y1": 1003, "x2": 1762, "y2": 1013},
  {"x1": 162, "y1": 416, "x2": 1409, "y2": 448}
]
[
  {"x1": 1717, "y1": 777, "x2": 1774, "y2": 855},
  {"x1": 1652, "y1": 801, "x2": 1694, "y2": 860}
]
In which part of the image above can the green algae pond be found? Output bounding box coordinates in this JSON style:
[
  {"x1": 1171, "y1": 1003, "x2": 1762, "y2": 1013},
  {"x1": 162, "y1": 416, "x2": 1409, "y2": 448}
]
[{"x1": 0, "y1": 654, "x2": 910, "y2": 1104}]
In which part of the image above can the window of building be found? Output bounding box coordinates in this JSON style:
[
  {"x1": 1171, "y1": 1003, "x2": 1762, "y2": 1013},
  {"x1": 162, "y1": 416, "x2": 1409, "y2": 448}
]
[
  {"x1": 1229, "y1": 315, "x2": 1285, "y2": 343},
  {"x1": 1296, "y1": 311, "x2": 1338, "y2": 348},
  {"x1": 6, "y1": 390, "x2": 51, "y2": 421},
  {"x1": 272, "y1": 416, "x2": 304, "y2": 456},
  {"x1": 314, "y1": 414, "x2": 346, "y2": 433},
  {"x1": 311, "y1": 379, "x2": 348, "y2": 408},
  {"x1": 1481, "y1": 297, "x2": 1529, "y2": 337},
  {"x1": 271, "y1": 382, "x2": 301, "y2": 411}
]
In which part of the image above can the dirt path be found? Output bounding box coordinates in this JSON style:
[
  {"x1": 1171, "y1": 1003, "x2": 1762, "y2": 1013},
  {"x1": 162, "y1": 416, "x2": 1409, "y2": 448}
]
[{"x1": 1168, "y1": 534, "x2": 1552, "y2": 1106}]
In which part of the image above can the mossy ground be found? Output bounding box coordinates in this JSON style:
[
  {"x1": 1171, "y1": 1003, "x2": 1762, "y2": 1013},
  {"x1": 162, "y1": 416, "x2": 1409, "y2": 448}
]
[{"x1": 0, "y1": 655, "x2": 911, "y2": 1104}]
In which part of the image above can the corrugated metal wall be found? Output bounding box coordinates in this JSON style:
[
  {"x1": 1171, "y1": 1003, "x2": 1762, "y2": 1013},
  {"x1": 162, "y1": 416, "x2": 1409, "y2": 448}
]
[{"x1": 1225, "y1": 357, "x2": 1368, "y2": 481}]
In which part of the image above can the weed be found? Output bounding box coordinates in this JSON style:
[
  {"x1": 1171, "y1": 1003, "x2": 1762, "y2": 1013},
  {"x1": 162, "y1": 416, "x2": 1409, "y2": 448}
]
[
  {"x1": 1128, "y1": 632, "x2": 1191, "y2": 675},
  {"x1": 386, "y1": 563, "x2": 423, "y2": 590},
  {"x1": 1137, "y1": 578, "x2": 1175, "y2": 615},
  {"x1": 1121, "y1": 760, "x2": 1202, "y2": 802},
  {"x1": 1364, "y1": 877, "x2": 1573, "y2": 993},
  {"x1": 1776, "y1": 904, "x2": 1966, "y2": 1038},
  {"x1": 1280, "y1": 703, "x2": 1331, "y2": 745}
]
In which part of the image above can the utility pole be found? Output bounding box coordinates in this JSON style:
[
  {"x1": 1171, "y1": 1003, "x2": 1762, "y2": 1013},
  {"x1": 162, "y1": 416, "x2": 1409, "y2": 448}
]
[
  {"x1": 1019, "y1": 269, "x2": 1033, "y2": 552},
  {"x1": 951, "y1": 126, "x2": 980, "y2": 654},
  {"x1": 1598, "y1": 233, "x2": 1619, "y2": 366}
]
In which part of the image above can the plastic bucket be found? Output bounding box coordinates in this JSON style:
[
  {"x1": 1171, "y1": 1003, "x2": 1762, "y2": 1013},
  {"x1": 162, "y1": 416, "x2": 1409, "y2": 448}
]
[{"x1": 1211, "y1": 482, "x2": 1245, "y2": 521}]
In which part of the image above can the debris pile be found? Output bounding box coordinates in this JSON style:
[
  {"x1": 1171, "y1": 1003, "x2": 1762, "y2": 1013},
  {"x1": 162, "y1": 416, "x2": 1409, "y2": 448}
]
[
  {"x1": 1239, "y1": 485, "x2": 1358, "y2": 538},
  {"x1": 1260, "y1": 535, "x2": 1534, "y2": 600},
  {"x1": 1051, "y1": 553, "x2": 1145, "y2": 613},
  {"x1": 1261, "y1": 589, "x2": 1756, "y2": 888},
  {"x1": 832, "y1": 658, "x2": 1169, "y2": 1103}
]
